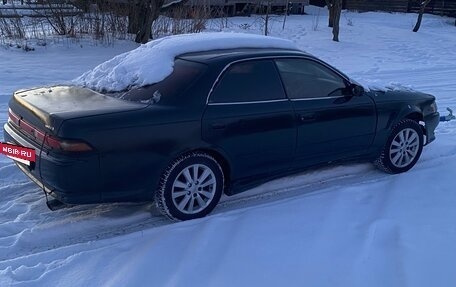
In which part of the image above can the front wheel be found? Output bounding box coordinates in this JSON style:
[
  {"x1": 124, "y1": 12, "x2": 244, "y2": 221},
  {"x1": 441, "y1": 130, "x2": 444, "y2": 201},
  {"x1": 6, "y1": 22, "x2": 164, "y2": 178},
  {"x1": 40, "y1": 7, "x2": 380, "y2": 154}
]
[
  {"x1": 155, "y1": 152, "x2": 224, "y2": 221},
  {"x1": 374, "y1": 119, "x2": 424, "y2": 174}
]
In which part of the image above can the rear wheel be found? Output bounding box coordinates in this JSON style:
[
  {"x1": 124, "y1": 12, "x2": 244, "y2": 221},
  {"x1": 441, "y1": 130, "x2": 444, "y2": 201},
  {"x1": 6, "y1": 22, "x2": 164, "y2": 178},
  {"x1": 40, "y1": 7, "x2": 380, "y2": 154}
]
[
  {"x1": 155, "y1": 152, "x2": 224, "y2": 221},
  {"x1": 374, "y1": 119, "x2": 424, "y2": 174}
]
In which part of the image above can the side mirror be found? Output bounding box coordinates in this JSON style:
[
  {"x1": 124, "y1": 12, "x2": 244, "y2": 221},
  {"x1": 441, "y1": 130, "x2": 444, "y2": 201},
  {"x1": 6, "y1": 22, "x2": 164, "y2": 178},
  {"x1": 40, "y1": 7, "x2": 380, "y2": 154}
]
[{"x1": 350, "y1": 84, "x2": 364, "y2": 97}]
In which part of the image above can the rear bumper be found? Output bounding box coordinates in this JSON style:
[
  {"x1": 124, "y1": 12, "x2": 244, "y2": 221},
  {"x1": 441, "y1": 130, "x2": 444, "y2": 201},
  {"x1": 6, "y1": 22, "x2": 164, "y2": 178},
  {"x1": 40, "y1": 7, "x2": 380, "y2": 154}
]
[
  {"x1": 424, "y1": 112, "x2": 439, "y2": 145},
  {"x1": 3, "y1": 122, "x2": 102, "y2": 204}
]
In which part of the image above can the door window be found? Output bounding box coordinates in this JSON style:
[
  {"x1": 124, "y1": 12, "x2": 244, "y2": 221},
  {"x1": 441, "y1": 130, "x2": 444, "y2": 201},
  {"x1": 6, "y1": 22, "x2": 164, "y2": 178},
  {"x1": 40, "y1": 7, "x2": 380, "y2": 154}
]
[
  {"x1": 210, "y1": 60, "x2": 286, "y2": 103},
  {"x1": 275, "y1": 58, "x2": 347, "y2": 99}
]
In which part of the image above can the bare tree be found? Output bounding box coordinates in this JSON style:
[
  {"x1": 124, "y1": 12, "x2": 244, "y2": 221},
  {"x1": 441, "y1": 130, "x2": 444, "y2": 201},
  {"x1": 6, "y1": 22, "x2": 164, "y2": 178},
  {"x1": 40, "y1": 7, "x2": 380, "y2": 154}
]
[
  {"x1": 324, "y1": 0, "x2": 342, "y2": 41},
  {"x1": 253, "y1": 0, "x2": 273, "y2": 36},
  {"x1": 324, "y1": 0, "x2": 333, "y2": 27},
  {"x1": 282, "y1": 1, "x2": 289, "y2": 30},
  {"x1": 152, "y1": 4, "x2": 209, "y2": 37},
  {"x1": 331, "y1": 0, "x2": 341, "y2": 41},
  {"x1": 127, "y1": 0, "x2": 162, "y2": 44},
  {"x1": 264, "y1": 1, "x2": 271, "y2": 35},
  {"x1": 413, "y1": 0, "x2": 432, "y2": 32},
  {"x1": 129, "y1": 0, "x2": 190, "y2": 44},
  {"x1": 41, "y1": 0, "x2": 77, "y2": 36}
]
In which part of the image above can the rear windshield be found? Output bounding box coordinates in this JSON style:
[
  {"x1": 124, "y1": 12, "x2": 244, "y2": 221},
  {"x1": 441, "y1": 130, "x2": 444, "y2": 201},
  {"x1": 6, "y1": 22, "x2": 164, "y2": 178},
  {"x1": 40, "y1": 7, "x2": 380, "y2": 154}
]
[{"x1": 105, "y1": 59, "x2": 206, "y2": 103}]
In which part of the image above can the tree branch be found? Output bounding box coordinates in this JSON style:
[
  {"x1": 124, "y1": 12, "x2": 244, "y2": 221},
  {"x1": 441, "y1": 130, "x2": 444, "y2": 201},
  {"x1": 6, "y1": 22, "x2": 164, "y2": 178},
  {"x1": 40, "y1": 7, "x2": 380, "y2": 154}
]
[{"x1": 160, "y1": 0, "x2": 190, "y2": 13}]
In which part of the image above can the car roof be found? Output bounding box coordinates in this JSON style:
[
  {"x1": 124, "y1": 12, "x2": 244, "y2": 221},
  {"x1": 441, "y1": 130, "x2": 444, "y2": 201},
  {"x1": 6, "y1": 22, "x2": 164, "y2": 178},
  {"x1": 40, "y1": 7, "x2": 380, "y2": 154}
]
[{"x1": 177, "y1": 48, "x2": 314, "y2": 65}]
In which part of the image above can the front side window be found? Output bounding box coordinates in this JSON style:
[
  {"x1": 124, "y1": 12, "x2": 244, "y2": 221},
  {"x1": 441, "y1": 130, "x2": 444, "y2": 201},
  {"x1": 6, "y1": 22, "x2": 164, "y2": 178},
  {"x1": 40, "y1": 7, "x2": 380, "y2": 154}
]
[
  {"x1": 275, "y1": 58, "x2": 347, "y2": 99},
  {"x1": 210, "y1": 60, "x2": 286, "y2": 103}
]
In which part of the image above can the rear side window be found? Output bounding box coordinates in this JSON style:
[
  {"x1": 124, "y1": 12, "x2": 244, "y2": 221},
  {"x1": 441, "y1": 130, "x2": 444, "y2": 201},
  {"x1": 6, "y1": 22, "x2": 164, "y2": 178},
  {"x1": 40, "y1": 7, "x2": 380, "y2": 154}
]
[
  {"x1": 210, "y1": 60, "x2": 286, "y2": 103},
  {"x1": 105, "y1": 59, "x2": 206, "y2": 103}
]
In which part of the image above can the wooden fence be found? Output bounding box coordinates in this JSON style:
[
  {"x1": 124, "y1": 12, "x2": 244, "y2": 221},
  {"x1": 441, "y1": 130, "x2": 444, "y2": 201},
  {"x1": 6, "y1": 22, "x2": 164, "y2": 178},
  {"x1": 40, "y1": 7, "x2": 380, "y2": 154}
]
[
  {"x1": 0, "y1": 3, "x2": 81, "y2": 18},
  {"x1": 343, "y1": 0, "x2": 456, "y2": 16}
]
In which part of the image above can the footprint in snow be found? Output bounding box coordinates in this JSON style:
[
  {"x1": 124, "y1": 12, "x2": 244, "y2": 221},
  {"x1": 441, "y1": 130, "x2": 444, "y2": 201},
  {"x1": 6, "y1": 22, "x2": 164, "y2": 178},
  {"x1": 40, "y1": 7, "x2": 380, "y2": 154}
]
[{"x1": 3, "y1": 263, "x2": 47, "y2": 282}]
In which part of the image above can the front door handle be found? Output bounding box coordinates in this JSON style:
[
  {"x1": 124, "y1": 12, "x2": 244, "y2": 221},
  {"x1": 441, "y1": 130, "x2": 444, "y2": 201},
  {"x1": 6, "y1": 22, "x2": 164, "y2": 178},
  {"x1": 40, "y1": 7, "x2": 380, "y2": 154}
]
[{"x1": 299, "y1": 113, "x2": 316, "y2": 122}]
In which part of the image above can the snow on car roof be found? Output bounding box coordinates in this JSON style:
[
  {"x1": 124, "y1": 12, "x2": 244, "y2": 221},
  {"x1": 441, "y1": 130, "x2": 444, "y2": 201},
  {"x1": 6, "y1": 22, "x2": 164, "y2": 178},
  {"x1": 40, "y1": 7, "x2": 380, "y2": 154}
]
[{"x1": 74, "y1": 32, "x2": 299, "y2": 92}]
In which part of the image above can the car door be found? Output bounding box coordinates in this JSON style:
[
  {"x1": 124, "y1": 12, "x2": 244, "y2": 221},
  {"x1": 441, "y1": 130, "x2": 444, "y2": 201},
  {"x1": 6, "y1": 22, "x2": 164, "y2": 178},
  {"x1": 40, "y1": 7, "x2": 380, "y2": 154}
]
[
  {"x1": 202, "y1": 59, "x2": 296, "y2": 182},
  {"x1": 274, "y1": 58, "x2": 376, "y2": 165}
]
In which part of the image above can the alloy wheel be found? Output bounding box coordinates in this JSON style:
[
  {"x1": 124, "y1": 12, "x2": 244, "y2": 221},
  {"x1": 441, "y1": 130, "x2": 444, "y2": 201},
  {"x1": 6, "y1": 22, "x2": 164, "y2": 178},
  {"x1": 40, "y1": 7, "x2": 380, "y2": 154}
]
[
  {"x1": 389, "y1": 128, "x2": 420, "y2": 168},
  {"x1": 171, "y1": 164, "x2": 217, "y2": 214}
]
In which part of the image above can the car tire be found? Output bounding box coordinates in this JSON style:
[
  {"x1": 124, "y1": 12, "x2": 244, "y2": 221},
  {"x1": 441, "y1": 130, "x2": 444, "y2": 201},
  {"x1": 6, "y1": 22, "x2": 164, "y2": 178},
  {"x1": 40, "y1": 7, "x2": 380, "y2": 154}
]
[
  {"x1": 374, "y1": 119, "x2": 424, "y2": 174},
  {"x1": 155, "y1": 152, "x2": 224, "y2": 221}
]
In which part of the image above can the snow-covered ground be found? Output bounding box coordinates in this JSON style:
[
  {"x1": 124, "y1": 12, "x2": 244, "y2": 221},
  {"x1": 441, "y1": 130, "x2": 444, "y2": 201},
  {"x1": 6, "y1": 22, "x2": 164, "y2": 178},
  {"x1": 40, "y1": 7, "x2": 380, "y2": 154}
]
[{"x1": 1, "y1": 8, "x2": 456, "y2": 286}]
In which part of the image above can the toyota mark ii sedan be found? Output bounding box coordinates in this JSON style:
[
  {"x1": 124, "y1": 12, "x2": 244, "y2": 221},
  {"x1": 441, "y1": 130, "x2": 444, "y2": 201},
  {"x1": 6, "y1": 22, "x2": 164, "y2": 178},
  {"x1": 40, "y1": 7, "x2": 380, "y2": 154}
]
[{"x1": 3, "y1": 47, "x2": 439, "y2": 220}]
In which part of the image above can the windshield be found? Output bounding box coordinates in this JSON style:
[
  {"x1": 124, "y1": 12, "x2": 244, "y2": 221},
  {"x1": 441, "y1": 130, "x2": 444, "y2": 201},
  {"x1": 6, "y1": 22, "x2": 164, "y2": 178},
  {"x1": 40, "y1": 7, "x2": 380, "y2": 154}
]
[{"x1": 104, "y1": 59, "x2": 206, "y2": 103}]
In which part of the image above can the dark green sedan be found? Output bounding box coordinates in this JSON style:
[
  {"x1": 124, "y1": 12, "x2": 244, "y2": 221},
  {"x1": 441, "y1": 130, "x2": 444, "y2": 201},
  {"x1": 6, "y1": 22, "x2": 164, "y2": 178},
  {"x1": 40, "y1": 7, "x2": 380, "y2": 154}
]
[{"x1": 3, "y1": 47, "x2": 439, "y2": 220}]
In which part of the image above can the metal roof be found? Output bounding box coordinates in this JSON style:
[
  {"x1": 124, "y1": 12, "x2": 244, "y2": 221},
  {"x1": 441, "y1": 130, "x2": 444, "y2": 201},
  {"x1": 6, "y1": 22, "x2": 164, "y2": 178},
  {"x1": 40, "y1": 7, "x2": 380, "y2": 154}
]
[{"x1": 177, "y1": 47, "x2": 312, "y2": 65}]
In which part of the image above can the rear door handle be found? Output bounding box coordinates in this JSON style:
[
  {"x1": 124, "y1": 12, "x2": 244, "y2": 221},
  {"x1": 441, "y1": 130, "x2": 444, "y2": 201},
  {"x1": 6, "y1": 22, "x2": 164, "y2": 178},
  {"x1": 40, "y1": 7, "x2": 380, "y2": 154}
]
[{"x1": 210, "y1": 123, "x2": 226, "y2": 129}]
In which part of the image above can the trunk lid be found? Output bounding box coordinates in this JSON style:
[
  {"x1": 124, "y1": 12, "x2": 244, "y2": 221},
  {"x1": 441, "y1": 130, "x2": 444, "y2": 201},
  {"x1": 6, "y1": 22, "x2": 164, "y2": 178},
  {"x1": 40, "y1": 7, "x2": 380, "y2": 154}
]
[{"x1": 9, "y1": 86, "x2": 146, "y2": 136}]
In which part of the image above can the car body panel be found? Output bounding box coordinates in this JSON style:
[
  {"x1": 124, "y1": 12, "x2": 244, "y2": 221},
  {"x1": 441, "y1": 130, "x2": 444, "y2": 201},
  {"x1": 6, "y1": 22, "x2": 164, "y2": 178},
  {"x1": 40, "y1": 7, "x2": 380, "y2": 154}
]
[
  {"x1": 202, "y1": 100, "x2": 296, "y2": 181},
  {"x1": 290, "y1": 95, "x2": 377, "y2": 165},
  {"x1": 367, "y1": 90, "x2": 438, "y2": 154},
  {"x1": 10, "y1": 86, "x2": 146, "y2": 135},
  {"x1": 3, "y1": 122, "x2": 102, "y2": 203},
  {"x1": 2, "y1": 48, "x2": 440, "y2": 205}
]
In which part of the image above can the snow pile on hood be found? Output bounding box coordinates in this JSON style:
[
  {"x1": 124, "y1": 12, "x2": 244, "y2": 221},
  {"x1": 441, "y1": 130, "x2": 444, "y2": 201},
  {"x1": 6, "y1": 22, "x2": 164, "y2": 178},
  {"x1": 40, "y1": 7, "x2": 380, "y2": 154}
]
[
  {"x1": 357, "y1": 79, "x2": 417, "y2": 93},
  {"x1": 73, "y1": 32, "x2": 299, "y2": 92}
]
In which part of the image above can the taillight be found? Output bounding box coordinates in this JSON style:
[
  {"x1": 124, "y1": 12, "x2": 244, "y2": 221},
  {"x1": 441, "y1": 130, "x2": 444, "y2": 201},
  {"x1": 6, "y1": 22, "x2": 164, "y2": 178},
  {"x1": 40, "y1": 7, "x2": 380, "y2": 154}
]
[
  {"x1": 8, "y1": 108, "x2": 20, "y2": 125},
  {"x1": 8, "y1": 108, "x2": 93, "y2": 152},
  {"x1": 53, "y1": 139, "x2": 93, "y2": 152},
  {"x1": 36, "y1": 132, "x2": 93, "y2": 152}
]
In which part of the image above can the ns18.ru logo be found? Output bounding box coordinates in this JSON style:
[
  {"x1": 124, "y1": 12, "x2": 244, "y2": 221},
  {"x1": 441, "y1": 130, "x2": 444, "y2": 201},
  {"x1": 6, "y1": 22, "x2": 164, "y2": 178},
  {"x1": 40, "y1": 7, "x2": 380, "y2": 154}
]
[{"x1": 0, "y1": 142, "x2": 36, "y2": 166}]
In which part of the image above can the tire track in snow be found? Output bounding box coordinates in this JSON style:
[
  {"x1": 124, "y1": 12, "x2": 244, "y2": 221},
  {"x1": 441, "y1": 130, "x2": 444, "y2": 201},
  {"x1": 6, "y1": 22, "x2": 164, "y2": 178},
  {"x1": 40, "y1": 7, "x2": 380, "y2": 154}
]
[
  {"x1": 0, "y1": 164, "x2": 373, "y2": 261},
  {"x1": 2, "y1": 145, "x2": 455, "y2": 283},
  {"x1": 2, "y1": 120, "x2": 456, "y2": 261},
  {"x1": 1, "y1": 78, "x2": 455, "y2": 269},
  {"x1": 2, "y1": 146, "x2": 455, "y2": 279},
  {"x1": 354, "y1": 220, "x2": 408, "y2": 286},
  {"x1": 2, "y1": 143, "x2": 453, "y2": 262}
]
